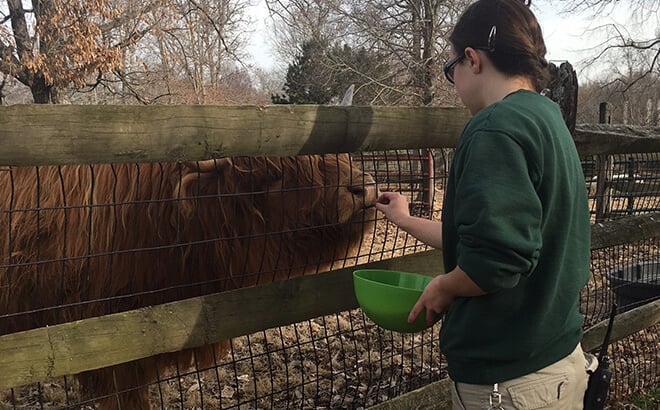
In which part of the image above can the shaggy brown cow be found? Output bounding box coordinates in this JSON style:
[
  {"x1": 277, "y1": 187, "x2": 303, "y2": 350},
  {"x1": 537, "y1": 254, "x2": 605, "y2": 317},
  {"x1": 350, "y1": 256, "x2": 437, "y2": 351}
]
[{"x1": 0, "y1": 154, "x2": 377, "y2": 409}]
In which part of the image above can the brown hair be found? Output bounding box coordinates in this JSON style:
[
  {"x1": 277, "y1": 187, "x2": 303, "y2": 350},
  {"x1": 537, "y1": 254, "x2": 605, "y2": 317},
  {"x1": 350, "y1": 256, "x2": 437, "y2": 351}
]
[{"x1": 449, "y1": 0, "x2": 549, "y2": 91}]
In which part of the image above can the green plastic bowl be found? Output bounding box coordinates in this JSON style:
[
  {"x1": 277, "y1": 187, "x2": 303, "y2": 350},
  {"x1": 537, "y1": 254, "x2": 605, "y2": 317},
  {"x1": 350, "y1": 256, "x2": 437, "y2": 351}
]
[{"x1": 353, "y1": 269, "x2": 432, "y2": 333}]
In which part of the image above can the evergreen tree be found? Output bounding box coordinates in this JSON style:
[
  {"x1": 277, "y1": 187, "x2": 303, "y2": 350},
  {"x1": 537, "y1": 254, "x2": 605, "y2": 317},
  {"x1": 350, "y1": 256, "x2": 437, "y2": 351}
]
[
  {"x1": 272, "y1": 41, "x2": 335, "y2": 104},
  {"x1": 272, "y1": 40, "x2": 391, "y2": 105}
]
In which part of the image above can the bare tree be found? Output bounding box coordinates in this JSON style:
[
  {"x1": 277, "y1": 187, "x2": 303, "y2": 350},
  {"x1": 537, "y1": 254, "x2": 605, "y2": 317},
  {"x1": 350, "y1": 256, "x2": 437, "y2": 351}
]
[
  {"x1": 551, "y1": 0, "x2": 659, "y2": 87},
  {"x1": 265, "y1": 0, "x2": 347, "y2": 64},
  {"x1": 1, "y1": 0, "x2": 260, "y2": 105},
  {"x1": 341, "y1": 0, "x2": 467, "y2": 105},
  {"x1": 0, "y1": 0, "x2": 167, "y2": 103},
  {"x1": 70, "y1": 0, "x2": 253, "y2": 105},
  {"x1": 578, "y1": 72, "x2": 659, "y2": 125},
  {"x1": 266, "y1": 0, "x2": 469, "y2": 106},
  {"x1": 140, "y1": 0, "x2": 252, "y2": 104},
  {"x1": 549, "y1": 0, "x2": 659, "y2": 125}
]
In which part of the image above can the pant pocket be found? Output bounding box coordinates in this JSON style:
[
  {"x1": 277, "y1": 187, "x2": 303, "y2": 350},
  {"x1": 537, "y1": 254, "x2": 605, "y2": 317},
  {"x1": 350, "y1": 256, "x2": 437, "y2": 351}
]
[
  {"x1": 450, "y1": 382, "x2": 467, "y2": 410},
  {"x1": 506, "y1": 374, "x2": 569, "y2": 410}
]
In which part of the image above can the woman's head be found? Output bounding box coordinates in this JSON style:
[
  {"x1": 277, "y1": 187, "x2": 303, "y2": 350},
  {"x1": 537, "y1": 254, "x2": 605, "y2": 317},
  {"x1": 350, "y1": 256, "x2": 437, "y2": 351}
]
[{"x1": 448, "y1": 0, "x2": 548, "y2": 92}]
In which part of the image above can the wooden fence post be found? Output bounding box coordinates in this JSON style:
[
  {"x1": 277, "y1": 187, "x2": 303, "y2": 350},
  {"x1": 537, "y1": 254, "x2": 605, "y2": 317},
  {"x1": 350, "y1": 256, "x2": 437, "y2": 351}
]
[
  {"x1": 421, "y1": 148, "x2": 434, "y2": 214},
  {"x1": 595, "y1": 102, "x2": 613, "y2": 222},
  {"x1": 625, "y1": 157, "x2": 635, "y2": 215},
  {"x1": 546, "y1": 61, "x2": 578, "y2": 135}
]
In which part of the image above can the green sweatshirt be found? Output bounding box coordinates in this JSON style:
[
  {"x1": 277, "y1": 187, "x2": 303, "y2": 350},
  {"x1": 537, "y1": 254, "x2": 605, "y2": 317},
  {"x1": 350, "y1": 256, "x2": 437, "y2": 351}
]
[{"x1": 440, "y1": 90, "x2": 591, "y2": 384}]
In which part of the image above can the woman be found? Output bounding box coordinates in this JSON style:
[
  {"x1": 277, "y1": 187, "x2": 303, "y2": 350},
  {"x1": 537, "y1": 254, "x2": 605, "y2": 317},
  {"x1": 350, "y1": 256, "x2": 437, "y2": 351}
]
[{"x1": 376, "y1": 1, "x2": 594, "y2": 408}]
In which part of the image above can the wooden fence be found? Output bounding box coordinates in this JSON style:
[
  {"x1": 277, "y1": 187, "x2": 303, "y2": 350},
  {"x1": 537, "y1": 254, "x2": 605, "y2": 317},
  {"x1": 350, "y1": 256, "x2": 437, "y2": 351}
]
[{"x1": 1, "y1": 105, "x2": 660, "y2": 407}]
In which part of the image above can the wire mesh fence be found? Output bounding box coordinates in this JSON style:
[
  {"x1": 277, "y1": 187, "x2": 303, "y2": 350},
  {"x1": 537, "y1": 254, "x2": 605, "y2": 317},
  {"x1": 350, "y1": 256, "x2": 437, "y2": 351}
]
[
  {"x1": 1, "y1": 149, "x2": 659, "y2": 409},
  {"x1": 583, "y1": 152, "x2": 660, "y2": 405},
  {"x1": 584, "y1": 153, "x2": 660, "y2": 220}
]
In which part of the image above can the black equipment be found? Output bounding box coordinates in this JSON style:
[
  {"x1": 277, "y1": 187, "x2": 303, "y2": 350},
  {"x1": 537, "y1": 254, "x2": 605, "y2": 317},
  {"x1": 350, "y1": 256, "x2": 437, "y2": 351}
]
[{"x1": 583, "y1": 303, "x2": 618, "y2": 410}]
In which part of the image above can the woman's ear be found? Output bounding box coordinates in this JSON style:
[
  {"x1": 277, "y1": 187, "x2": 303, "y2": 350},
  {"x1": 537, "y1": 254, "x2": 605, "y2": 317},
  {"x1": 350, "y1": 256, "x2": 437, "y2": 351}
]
[{"x1": 464, "y1": 47, "x2": 483, "y2": 75}]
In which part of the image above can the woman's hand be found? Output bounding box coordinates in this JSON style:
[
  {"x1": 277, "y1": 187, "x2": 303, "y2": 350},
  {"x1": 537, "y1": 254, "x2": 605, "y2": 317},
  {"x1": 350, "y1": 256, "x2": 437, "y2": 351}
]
[
  {"x1": 375, "y1": 191, "x2": 443, "y2": 249},
  {"x1": 375, "y1": 192, "x2": 411, "y2": 226},
  {"x1": 408, "y1": 267, "x2": 486, "y2": 327},
  {"x1": 408, "y1": 275, "x2": 455, "y2": 327}
]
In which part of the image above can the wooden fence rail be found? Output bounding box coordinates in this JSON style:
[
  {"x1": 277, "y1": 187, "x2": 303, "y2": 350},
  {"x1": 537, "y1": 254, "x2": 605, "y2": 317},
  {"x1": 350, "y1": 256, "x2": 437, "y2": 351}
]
[
  {"x1": 0, "y1": 105, "x2": 470, "y2": 166},
  {"x1": 1, "y1": 106, "x2": 659, "y2": 166}
]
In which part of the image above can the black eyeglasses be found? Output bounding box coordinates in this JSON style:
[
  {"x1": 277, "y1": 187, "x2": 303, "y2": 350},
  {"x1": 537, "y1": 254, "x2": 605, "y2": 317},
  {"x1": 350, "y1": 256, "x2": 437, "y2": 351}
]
[{"x1": 443, "y1": 54, "x2": 465, "y2": 85}]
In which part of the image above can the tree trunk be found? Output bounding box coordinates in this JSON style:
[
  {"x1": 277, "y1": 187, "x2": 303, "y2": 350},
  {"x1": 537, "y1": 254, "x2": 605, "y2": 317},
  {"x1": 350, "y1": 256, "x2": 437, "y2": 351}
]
[
  {"x1": 31, "y1": 74, "x2": 60, "y2": 104},
  {"x1": 421, "y1": 0, "x2": 436, "y2": 106}
]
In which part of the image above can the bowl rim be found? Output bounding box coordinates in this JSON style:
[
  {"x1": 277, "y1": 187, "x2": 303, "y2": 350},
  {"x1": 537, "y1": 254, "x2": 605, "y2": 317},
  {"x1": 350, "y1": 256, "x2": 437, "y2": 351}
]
[{"x1": 353, "y1": 269, "x2": 431, "y2": 292}]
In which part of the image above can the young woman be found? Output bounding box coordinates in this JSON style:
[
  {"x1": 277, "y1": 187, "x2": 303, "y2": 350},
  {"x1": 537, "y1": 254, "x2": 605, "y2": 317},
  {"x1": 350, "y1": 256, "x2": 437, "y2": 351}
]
[{"x1": 376, "y1": 1, "x2": 594, "y2": 408}]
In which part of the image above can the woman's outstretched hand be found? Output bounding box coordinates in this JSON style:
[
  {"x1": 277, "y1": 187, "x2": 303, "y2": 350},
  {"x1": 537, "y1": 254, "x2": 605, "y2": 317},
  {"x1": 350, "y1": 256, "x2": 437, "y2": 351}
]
[
  {"x1": 375, "y1": 192, "x2": 411, "y2": 226},
  {"x1": 375, "y1": 191, "x2": 443, "y2": 251}
]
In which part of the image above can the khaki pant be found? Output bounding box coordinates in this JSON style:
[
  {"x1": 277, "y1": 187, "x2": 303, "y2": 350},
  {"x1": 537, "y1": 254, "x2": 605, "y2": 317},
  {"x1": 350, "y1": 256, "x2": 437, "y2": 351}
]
[{"x1": 451, "y1": 344, "x2": 596, "y2": 409}]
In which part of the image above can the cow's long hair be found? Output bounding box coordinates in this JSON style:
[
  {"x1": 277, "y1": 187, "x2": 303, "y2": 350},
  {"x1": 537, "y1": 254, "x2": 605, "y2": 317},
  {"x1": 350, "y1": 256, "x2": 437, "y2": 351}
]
[{"x1": 0, "y1": 154, "x2": 377, "y2": 409}]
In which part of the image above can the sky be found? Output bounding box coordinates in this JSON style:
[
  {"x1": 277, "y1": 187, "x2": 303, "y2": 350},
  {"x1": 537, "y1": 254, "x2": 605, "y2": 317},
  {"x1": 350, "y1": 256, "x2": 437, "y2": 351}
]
[
  {"x1": 245, "y1": 1, "x2": 276, "y2": 70},
  {"x1": 244, "y1": 1, "x2": 657, "y2": 80}
]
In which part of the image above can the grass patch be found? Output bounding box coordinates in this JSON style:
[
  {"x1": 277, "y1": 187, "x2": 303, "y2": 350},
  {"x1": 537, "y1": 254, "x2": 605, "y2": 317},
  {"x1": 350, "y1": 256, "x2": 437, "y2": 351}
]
[{"x1": 609, "y1": 384, "x2": 660, "y2": 409}]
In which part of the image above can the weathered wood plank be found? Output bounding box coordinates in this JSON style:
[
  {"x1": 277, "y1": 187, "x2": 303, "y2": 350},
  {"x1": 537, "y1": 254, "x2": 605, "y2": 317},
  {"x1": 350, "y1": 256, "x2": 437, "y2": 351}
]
[
  {"x1": 368, "y1": 378, "x2": 452, "y2": 410},
  {"x1": 591, "y1": 212, "x2": 660, "y2": 249},
  {"x1": 0, "y1": 250, "x2": 444, "y2": 390},
  {"x1": 2, "y1": 107, "x2": 660, "y2": 167},
  {"x1": 574, "y1": 123, "x2": 660, "y2": 156},
  {"x1": 581, "y1": 298, "x2": 660, "y2": 354},
  {"x1": 0, "y1": 105, "x2": 471, "y2": 166},
  {"x1": 609, "y1": 180, "x2": 660, "y2": 196}
]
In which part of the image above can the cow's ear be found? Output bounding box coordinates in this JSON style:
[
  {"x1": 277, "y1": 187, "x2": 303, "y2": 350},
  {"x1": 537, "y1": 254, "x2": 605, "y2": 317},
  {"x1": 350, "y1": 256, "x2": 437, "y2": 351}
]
[{"x1": 182, "y1": 158, "x2": 232, "y2": 173}]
